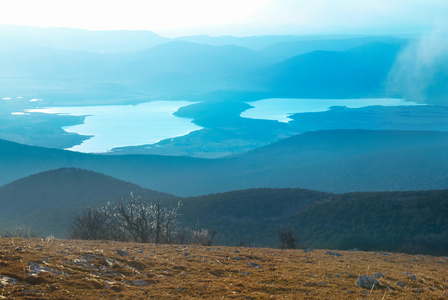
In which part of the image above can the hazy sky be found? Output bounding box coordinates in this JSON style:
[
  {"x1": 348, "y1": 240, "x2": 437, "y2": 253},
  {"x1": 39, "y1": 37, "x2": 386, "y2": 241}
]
[{"x1": 1, "y1": 0, "x2": 447, "y2": 36}]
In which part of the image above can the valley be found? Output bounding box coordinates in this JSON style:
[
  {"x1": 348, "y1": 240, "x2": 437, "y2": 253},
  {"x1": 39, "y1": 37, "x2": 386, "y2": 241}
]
[{"x1": 1, "y1": 4, "x2": 448, "y2": 299}]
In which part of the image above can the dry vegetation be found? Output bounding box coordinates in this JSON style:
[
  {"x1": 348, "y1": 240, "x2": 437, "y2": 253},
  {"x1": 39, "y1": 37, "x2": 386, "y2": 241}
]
[{"x1": 0, "y1": 237, "x2": 447, "y2": 299}]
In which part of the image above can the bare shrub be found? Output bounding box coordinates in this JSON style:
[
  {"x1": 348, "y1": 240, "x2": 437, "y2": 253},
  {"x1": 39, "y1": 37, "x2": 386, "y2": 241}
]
[
  {"x1": 69, "y1": 207, "x2": 109, "y2": 240},
  {"x1": 277, "y1": 227, "x2": 298, "y2": 249},
  {"x1": 192, "y1": 228, "x2": 217, "y2": 246},
  {"x1": 1, "y1": 225, "x2": 39, "y2": 238}
]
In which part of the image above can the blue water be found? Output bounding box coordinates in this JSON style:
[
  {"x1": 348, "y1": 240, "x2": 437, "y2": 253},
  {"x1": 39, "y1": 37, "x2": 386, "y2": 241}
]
[
  {"x1": 27, "y1": 101, "x2": 201, "y2": 153},
  {"x1": 26, "y1": 98, "x2": 424, "y2": 153},
  {"x1": 241, "y1": 98, "x2": 424, "y2": 122}
]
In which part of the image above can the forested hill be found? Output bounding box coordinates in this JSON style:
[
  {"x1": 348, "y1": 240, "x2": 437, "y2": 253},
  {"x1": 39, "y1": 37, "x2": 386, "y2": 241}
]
[
  {"x1": 0, "y1": 168, "x2": 177, "y2": 237},
  {"x1": 0, "y1": 168, "x2": 447, "y2": 254},
  {"x1": 290, "y1": 190, "x2": 448, "y2": 255}
]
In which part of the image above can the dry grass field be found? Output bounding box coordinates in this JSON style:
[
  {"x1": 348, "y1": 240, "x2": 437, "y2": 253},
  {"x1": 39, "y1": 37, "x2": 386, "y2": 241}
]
[{"x1": 0, "y1": 237, "x2": 447, "y2": 299}]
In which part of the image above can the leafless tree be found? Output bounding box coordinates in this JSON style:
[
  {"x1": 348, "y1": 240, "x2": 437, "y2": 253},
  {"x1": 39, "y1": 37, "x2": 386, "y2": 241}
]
[
  {"x1": 103, "y1": 193, "x2": 157, "y2": 243},
  {"x1": 277, "y1": 227, "x2": 298, "y2": 249},
  {"x1": 192, "y1": 228, "x2": 217, "y2": 246},
  {"x1": 69, "y1": 207, "x2": 109, "y2": 240}
]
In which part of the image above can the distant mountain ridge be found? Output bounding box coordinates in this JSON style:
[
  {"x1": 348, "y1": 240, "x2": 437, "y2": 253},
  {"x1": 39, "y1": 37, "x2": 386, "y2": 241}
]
[
  {"x1": 0, "y1": 24, "x2": 169, "y2": 53},
  {"x1": 242, "y1": 42, "x2": 403, "y2": 98},
  {"x1": 2, "y1": 25, "x2": 447, "y2": 105},
  {"x1": 1, "y1": 130, "x2": 448, "y2": 196}
]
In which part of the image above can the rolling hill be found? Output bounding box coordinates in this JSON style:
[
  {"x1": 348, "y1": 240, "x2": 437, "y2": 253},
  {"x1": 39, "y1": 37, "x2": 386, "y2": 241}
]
[
  {"x1": 1, "y1": 168, "x2": 447, "y2": 255},
  {"x1": 0, "y1": 168, "x2": 177, "y2": 237},
  {"x1": 1, "y1": 130, "x2": 448, "y2": 196}
]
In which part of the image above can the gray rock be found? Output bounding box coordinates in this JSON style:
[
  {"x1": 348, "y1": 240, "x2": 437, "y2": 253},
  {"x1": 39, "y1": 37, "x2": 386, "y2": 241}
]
[
  {"x1": 356, "y1": 275, "x2": 382, "y2": 290},
  {"x1": 247, "y1": 262, "x2": 260, "y2": 268},
  {"x1": 0, "y1": 275, "x2": 19, "y2": 287},
  {"x1": 304, "y1": 248, "x2": 313, "y2": 252},
  {"x1": 28, "y1": 262, "x2": 69, "y2": 276},
  {"x1": 131, "y1": 280, "x2": 151, "y2": 287},
  {"x1": 374, "y1": 273, "x2": 384, "y2": 278},
  {"x1": 405, "y1": 272, "x2": 417, "y2": 280},
  {"x1": 115, "y1": 249, "x2": 129, "y2": 256},
  {"x1": 326, "y1": 251, "x2": 342, "y2": 256},
  {"x1": 396, "y1": 281, "x2": 406, "y2": 288}
]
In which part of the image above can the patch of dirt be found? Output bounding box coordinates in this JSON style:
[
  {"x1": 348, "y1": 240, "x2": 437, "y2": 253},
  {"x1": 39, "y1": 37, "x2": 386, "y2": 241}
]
[{"x1": 0, "y1": 237, "x2": 447, "y2": 299}]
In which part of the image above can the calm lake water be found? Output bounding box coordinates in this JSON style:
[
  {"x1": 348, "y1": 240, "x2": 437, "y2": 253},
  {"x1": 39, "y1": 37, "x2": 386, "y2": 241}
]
[
  {"x1": 27, "y1": 98, "x2": 424, "y2": 153},
  {"x1": 28, "y1": 101, "x2": 201, "y2": 153},
  {"x1": 241, "y1": 98, "x2": 423, "y2": 122}
]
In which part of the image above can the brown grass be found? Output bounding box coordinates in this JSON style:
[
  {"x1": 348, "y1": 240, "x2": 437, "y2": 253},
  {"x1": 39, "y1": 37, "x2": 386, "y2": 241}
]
[{"x1": 0, "y1": 237, "x2": 447, "y2": 299}]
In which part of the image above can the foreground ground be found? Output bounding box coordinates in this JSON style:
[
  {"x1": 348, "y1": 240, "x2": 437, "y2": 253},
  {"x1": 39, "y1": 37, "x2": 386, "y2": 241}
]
[{"x1": 0, "y1": 237, "x2": 447, "y2": 299}]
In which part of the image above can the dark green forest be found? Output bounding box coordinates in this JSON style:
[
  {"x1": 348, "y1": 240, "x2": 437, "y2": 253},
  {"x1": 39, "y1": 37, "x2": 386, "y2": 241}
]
[{"x1": 1, "y1": 168, "x2": 447, "y2": 255}]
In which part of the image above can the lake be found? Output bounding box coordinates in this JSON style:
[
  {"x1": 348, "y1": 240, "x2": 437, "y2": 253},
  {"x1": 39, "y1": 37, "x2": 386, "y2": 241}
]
[
  {"x1": 27, "y1": 101, "x2": 201, "y2": 153},
  {"x1": 26, "y1": 98, "x2": 424, "y2": 153},
  {"x1": 241, "y1": 98, "x2": 423, "y2": 122}
]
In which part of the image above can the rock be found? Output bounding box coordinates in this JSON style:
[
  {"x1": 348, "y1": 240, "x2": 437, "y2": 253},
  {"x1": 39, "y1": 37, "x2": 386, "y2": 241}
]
[
  {"x1": 326, "y1": 251, "x2": 342, "y2": 257},
  {"x1": 0, "y1": 275, "x2": 19, "y2": 287},
  {"x1": 405, "y1": 272, "x2": 417, "y2": 280},
  {"x1": 247, "y1": 262, "x2": 260, "y2": 268},
  {"x1": 28, "y1": 261, "x2": 50, "y2": 274},
  {"x1": 396, "y1": 281, "x2": 406, "y2": 288},
  {"x1": 374, "y1": 273, "x2": 384, "y2": 278},
  {"x1": 304, "y1": 248, "x2": 313, "y2": 253},
  {"x1": 131, "y1": 280, "x2": 151, "y2": 287},
  {"x1": 115, "y1": 249, "x2": 129, "y2": 256},
  {"x1": 380, "y1": 252, "x2": 390, "y2": 256},
  {"x1": 23, "y1": 289, "x2": 45, "y2": 295},
  {"x1": 356, "y1": 275, "x2": 382, "y2": 290},
  {"x1": 28, "y1": 261, "x2": 69, "y2": 276}
]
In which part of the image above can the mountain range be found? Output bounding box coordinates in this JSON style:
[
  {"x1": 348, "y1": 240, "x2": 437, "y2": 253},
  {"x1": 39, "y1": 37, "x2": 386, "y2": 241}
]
[
  {"x1": 2, "y1": 25, "x2": 447, "y2": 105},
  {"x1": 1, "y1": 129, "x2": 447, "y2": 197}
]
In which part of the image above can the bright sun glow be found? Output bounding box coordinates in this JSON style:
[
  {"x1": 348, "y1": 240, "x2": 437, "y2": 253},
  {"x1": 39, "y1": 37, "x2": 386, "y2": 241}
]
[
  {"x1": 0, "y1": 0, "x2": 447, "y2": 36},
  {"x1": 0, "y1": 0, "x2": 271, "y2": 36}
]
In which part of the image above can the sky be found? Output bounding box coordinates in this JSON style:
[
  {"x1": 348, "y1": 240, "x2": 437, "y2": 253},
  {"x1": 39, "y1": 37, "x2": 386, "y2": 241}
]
[{"x1": 0, "y1": 0, "x2": 447, "y2": 37}]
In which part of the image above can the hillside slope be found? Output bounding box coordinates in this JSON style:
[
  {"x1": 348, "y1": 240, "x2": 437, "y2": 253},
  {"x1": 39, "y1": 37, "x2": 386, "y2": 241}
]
[
  {"x1": 1, "y1": 130, "x2": 448, "y2": 196},
  {"x1": 1, "y1": 169, "x2": 447, "y2": 254},
  {"x1": 1, "y1": 237, "x2": 446, "y2": 299},
  {"x1": 0, "y1": 168, "x2": 177, "y2": 237}
]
